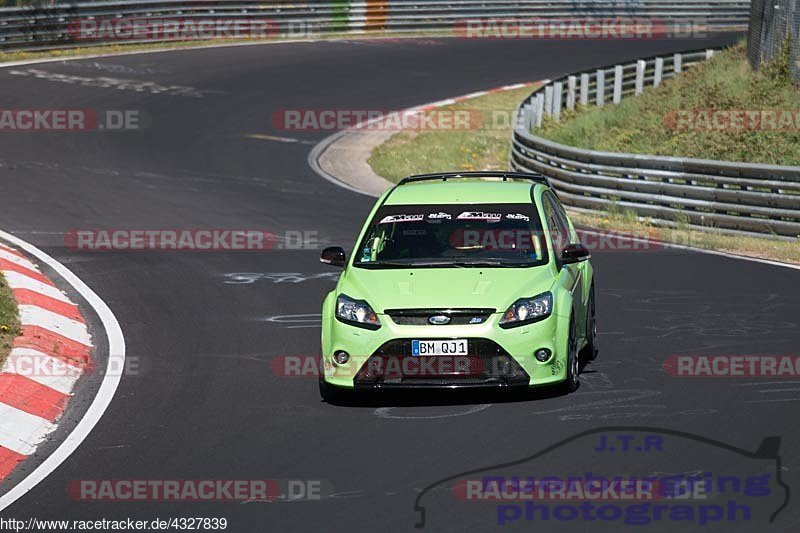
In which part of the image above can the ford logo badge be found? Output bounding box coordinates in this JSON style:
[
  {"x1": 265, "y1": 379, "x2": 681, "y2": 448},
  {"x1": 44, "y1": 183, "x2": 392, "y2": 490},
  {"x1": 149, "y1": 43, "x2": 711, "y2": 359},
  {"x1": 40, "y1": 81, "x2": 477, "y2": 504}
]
[{"x1": 428, "y1": 315, "x2": 451, "y2": 325}]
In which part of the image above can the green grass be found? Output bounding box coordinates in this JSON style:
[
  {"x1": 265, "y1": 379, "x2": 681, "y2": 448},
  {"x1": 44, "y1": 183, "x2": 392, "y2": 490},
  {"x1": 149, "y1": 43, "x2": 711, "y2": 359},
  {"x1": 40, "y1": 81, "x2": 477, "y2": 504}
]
[
  {"x1": 369, "y1": 85, "x2": 537, "y2": 182},
  {"x1": 538, "y1": 41, "x2": 800, "y2": 165},
  {"x1": 0, "y1": 272, "x2": 21, "y2": 366}
]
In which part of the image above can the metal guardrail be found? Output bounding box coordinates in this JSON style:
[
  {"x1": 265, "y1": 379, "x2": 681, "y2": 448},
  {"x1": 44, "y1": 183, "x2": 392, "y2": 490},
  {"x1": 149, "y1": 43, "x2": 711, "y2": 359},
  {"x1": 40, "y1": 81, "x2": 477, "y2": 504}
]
[
  {"x1": 0, "y1": 0, "x2": 750, "y2": 51},
  {"x1": 747, "y1": 0, "x2": 799, "y2": 83},
  {"x1": 510, "y1": 48, "x2": 800, "y2": 238}
]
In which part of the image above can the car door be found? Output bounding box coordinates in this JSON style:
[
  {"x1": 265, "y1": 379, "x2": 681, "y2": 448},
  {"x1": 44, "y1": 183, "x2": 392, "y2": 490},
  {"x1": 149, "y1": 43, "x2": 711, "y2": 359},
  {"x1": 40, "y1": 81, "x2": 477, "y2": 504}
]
[{"x1": 542, "y1": 191, "x2": 583, "y2": 329}]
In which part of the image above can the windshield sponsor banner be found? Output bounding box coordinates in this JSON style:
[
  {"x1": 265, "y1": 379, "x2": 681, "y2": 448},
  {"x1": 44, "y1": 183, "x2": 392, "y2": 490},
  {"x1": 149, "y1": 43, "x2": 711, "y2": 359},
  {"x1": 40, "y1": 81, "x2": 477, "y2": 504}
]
[
  {"x1": 456, "y1": 211, "x2": 503, "y2": 221},
  {"x1": 453, "y1": 18, "x2": 708, "y2": 39},
  {"x1": 379, "y1": 214, "x2": 425, "y2": 224},
  {"x1": 665, "y1": 355, "x2": 800, "y2": 377}
]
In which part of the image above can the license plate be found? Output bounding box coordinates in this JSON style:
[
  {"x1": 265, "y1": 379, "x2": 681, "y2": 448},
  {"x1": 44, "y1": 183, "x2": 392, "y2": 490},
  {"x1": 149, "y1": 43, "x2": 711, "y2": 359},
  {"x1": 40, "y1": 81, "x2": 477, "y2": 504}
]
[{"x1": 412, "y1": 339, "x2": 468, "y2": 356}]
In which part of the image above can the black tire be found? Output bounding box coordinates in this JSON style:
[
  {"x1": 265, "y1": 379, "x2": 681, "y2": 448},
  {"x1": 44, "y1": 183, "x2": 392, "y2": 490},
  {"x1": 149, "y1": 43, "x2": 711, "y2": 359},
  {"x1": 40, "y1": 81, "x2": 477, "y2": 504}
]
[
  {"x1": 318, "y1": 377, "x2": 350, "y2": 403},
  {"x1": 319, "y1": 357, "x2": 351, "y2": 403},
  {"x1": 581, "y1": 283, "x2": 599, "y2": 362},
  {"x1": 560, "y1": 316, "x2": 580, "y2": 394}
]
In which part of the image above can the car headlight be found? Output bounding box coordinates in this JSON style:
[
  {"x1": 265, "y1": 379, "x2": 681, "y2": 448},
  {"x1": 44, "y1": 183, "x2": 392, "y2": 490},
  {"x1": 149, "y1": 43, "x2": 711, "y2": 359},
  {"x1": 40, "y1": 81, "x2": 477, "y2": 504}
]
[
  {"x1": 499, "y1": 292, "x2": 553, "y2": 328},
  {"x1": 336, "y1": 294, "x2": 381, "y2": 330}
]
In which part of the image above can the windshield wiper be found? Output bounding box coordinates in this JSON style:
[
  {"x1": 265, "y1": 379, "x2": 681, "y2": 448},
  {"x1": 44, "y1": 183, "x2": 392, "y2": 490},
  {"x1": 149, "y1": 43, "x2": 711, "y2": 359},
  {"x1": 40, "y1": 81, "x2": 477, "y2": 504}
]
[
  {"x1": 357, "y1": 260, "x2": 466, "y2": 268},
  {"x1": 447, "y1": 260, "x2": 533, "y2": 267}
]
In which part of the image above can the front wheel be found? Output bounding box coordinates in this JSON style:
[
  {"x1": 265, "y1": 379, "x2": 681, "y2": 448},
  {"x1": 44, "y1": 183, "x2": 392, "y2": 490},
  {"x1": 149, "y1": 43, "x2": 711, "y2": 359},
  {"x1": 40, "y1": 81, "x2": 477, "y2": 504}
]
[
  {"x1": 318, "y1": 358, "x2": 351, "y2": 403},
  {"x1": 581, "y1": 283, "x2": 598, "y2": 362},
  {"x1": 319, "y1": 377, "x2": 350, "y2": 403},
  {"x1": 560, "y1": 316, "x2": 580, "y2": 394}
]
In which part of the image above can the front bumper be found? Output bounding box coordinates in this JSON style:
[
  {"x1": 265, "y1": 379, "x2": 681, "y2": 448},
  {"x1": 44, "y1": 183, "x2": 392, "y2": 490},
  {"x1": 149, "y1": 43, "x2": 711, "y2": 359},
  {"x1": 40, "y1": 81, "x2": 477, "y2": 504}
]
[
  {"x1": 354, "y1": 339, "x2": 530, "y2": 389},
  {"x1": 321, "y1": 311, "x2": 569, "y2": 389}
]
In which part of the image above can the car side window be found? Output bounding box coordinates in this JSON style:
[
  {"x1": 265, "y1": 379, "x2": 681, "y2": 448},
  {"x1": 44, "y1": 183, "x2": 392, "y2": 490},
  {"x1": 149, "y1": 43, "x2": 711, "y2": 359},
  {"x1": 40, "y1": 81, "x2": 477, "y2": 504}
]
[
  {"x1": 550, "y1": 192, "x2": 573, "y2": 241},
  {"x1": 542, "y1": 191, "x2": 569, "y2": 257}
]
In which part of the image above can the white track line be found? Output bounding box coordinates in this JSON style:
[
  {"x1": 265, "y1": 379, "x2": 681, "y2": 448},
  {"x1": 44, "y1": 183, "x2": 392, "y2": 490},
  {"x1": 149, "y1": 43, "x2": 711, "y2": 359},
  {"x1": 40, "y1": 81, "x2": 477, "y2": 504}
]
[{"x1": 0, "y1": 229, "x2": 125, "y2": 512}]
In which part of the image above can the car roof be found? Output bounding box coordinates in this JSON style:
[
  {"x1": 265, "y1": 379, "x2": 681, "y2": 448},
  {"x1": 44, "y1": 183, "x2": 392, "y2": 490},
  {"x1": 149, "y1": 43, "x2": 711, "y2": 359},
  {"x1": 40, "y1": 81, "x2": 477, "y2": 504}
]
[{"x1": 385, "y1": 179, "x2": 544, "y2": 206}]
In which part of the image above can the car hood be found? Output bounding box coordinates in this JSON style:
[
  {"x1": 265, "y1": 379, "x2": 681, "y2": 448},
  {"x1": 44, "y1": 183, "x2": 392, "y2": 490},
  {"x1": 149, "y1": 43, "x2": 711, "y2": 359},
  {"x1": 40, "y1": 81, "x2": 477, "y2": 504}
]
[{"x1": 338, "y1": 266, "x2": 554, "y2": 313}]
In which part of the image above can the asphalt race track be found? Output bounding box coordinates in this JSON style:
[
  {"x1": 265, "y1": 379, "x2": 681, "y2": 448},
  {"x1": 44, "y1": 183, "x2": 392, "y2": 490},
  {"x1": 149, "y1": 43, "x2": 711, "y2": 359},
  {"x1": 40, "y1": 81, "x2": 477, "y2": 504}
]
[{"x1": 2, "y1": 34, "x2": 800, "y2": 532}]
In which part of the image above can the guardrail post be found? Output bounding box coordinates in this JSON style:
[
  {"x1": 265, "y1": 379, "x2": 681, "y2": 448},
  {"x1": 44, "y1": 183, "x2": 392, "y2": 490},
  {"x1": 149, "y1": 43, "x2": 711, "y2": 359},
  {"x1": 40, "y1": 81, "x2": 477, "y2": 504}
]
[
  {"x1": 522, "y1": 104, "x2": 533, "y2": 130},
  {"x1": 349, "y1": 0, "x2": 367, "y2": 30},
  {"x1": 553, "y1": 81, "x2": 563, "y2": 122},
  {"x1": 544, "y1": 85, "x2": 554, "y2": 117},
  {"x1": 580, "y1": 73, "x2": 589, "y2": 106},
  {"x1": 566, "y1": 75, "x2": 576, "y2": 110},
  {"x1": 674, "y1": 53, "x2": 682, "y2": 73},
  {"x1": 705, "y1": 49, "x2": 714, "y2": 59},
  {"x1": 634, "y1": 60, "x2": 646, "y2": 95},
  {"x1": 534, "y1": 93, "x2": 544, "y2": 128},
  {"x1": 596, "y1": 70, "x2": 605, "y2": 107},
  {"x1": 654, "y1": 57, "x2": 664, "y2": 87},
  {"x1": 613, "y1": 65, "x2": 623, "y2": 104}
]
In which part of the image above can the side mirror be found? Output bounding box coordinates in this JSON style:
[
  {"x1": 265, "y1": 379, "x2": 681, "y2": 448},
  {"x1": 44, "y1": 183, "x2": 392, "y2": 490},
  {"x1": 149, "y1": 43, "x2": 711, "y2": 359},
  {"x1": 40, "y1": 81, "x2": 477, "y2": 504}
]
[
  {"x1": 320, "y1": 246, "x2": 346, "y2": 267},
  {"x1": 561, "y1": 243, "x2": 590, "y2": 265}
]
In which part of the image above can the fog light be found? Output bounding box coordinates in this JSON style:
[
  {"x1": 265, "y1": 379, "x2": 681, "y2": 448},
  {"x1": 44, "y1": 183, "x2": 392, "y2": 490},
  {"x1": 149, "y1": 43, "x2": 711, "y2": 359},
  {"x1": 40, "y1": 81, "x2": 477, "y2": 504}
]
[
  {"x1": 333, "y1": 350, "x2": 350, "y2": 365},
  {"x1": 534, "y1": 348, "x2": 552, "y2": 362}
]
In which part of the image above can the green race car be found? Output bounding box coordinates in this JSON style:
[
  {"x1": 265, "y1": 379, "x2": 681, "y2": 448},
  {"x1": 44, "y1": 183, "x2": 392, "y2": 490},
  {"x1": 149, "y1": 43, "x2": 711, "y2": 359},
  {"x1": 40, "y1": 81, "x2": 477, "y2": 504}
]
[{"x1": 319, "y1": 171, "x2": 597, "y2": 400}]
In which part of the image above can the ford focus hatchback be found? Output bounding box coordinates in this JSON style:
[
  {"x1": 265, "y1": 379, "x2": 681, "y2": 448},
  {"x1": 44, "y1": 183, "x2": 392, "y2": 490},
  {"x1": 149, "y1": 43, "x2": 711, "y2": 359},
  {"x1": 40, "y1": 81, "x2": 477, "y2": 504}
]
[{"x1": 319, "y1": 172, "x2": 596, "y2": 401}]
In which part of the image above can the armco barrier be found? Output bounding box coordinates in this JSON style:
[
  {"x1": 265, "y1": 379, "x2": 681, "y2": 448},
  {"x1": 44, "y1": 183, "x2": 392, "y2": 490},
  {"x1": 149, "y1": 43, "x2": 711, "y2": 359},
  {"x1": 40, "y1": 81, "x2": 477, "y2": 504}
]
[
  {"x1": 0, "y1": 0, "x2": 749, "y2": 51},
  {"x1": 510, "y1": 47, "x2": 800, "y2": 238}
]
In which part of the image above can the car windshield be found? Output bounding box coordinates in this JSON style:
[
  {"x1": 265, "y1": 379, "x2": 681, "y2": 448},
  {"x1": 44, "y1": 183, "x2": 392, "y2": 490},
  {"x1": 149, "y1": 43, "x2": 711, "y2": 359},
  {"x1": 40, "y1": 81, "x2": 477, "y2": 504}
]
[{"x1": 353, "y1": 203, "x2": 548, "y2": 268}]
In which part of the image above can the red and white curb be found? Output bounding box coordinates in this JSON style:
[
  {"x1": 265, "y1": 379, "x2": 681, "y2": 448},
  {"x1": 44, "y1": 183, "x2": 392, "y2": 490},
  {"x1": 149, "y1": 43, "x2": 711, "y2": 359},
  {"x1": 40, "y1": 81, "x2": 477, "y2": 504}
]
[{"x1": 0, "y1": 241, "x2": 92, "y2": 482}]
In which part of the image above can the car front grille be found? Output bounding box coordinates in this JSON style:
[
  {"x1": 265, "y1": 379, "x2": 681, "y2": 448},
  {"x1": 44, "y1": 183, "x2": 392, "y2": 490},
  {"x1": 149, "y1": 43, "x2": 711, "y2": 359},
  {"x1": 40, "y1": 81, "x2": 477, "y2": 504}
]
[{"x1": 385, "y1": 308, "x2": 495, "y2": 326}]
